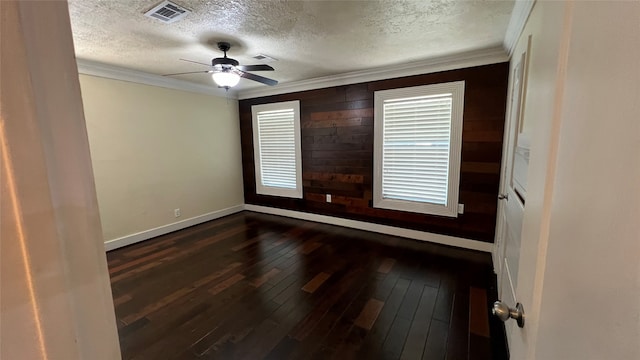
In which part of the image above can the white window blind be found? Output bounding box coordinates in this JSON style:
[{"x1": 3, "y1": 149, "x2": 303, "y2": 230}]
[
  {"x1": 374, "y1": 81, "x2": 464, "y2": 217},
  {"x1": 257, "y1": 108, "x2": 297, "y2": 188},
  {"x1": 382, "y1": 94, "x2": 453, "y2": 205},
  {"x1": 252, "y1": 100, "x2": 302, "y2": 198}
]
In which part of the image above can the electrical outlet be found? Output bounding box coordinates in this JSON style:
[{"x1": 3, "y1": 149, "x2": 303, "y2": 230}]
[
  {"x1": 326, "y1": 194, "x2": 331, "y2": 203},
  {"x1": 174, "y1": 208, "x2": 181, "y2": 218},
  {"x1": 458, "y1": 203, "x2": 464, "y2": 214}
]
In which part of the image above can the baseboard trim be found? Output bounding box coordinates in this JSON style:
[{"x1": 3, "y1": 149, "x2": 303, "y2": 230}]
[
  {"x1": 104, "y1": 204, "x2": 493, "y2": 253},
  {"x1": 244, "y1": 204, "x2": 493, "y2": 253},
  {"x1": 104, "y1": 205, "x2": 244, "y2": 251}
]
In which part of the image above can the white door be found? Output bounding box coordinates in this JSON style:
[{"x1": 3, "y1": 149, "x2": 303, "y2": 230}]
[
  {"x1": 493, "y1": 1, "x2": 579, "y2": 357},
  {"x1": 494, "y1": 37, "x2": 531, "y2": 320}
]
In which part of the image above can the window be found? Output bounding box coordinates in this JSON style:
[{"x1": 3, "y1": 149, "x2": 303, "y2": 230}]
[
  {"x1": 252, "y1": 100, "x2": 302, "y2": 198},
  {"x1": 373, "y1": 81, "x2": 465, "y2": 217}
]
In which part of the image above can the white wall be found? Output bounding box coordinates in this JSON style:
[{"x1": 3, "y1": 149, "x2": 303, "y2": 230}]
[
  {"x1": 79, "y1": 75, "x2": 244, "y2": 245},
  {"x1": 534, "y1": 2, "x2": 640, "y2": 359},
  {"x1": 505, "y1": 1, "x2": 640, "y2": 359}
]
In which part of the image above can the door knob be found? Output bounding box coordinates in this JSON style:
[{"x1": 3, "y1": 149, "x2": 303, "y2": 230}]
[
  {"x1": 498, "y1": 193, "x2": 509, "y2": 201},
  {"x1": 492, "y1": 301, "x2": 525, "y2": 328}
]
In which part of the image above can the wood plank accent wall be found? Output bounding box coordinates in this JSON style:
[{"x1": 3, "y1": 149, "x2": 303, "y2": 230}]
[{"x1": 239, "y1": 63, "x2": 509, "y2": 243}]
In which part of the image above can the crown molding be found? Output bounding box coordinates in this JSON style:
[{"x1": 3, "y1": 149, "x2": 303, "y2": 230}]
[
  {"x1": 237, "y1": 46, "x2": 509, "y2": 100},
  {"x1": 503, "y1": 0, "x2": 536, "y2": 57},
  {"x1": 76, "y1": 59, "x2": 236, "y2": 98}
]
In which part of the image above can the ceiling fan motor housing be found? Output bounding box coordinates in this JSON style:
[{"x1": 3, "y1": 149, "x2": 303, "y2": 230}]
[
  {"x1": 212, "y1": 57, "x2": 239, "y2": 67},
  {"x1": 212, "y1": 42, "x2": 238, "y2": 68}
]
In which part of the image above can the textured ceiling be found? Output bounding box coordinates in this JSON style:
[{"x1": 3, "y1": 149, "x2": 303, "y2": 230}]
[{"x1": 68, "y1": 0, "x2": 514, "y2": 91}]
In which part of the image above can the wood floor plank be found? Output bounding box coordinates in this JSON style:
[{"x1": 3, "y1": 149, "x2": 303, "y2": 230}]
[
  {"x1": 235, "y1": 288, "x2": 317, "y2": 359},
  {"x1": 301, "y1": 241, "x2": 323, "y2": 255},
  {"x1": 131, "y1": 279, "x2": 259, "y2": 358},
  {"x1": 209, "y1": 273, "x2": 246, "y2": 295},
  {"x1": 469, "y1": 333, "x2": 492, "y2": 360},
  {"x1": 121, "y1": 287, "x2": 192, "y2": 324},
  {"x1": 469, "y1": 286, "x2": 490, "y2": 337},
  {"x1": 113, "y1": 293, "x2": 132, "y2": 306},
  {"x1": 400, "y1": 285, "x2": 438, "y2": 360},
  {"x1": 446, "y1": 287, "x2": 471, "y2": 360},
  {"x1": 109, "y1": 247, "x2": 178, "y2": 274},
  {"x1": 291, "y1": 266, "x2": 364, "y2": 341},
  {"x1": 194, "y1": 297, "x2": 282, "y2": 357},
  {"x1": 110, "y1": 260, "x2": 163, "y2": 283},
  {"x1": 123, "y1": 243, "x2": 166, "y2": 258},
  {"x1": 383, "y1": 315, "x2": 412, "y2": 358},
  {"x1": 119, "y1": 301, "x2": 210, "y2": 357},
  {"x1": 396, "y1": 280, "x2": 424, "y2": 320},
  {"x1": 433, "y1": 275, "x2": 455, "y2": 323},
  {"x1": 377, "y1": 257, "x2": 396, "y2": 273},
  {"x1": 106, "y1": 211, "x2": 497, "y2": 360},
  {"x1": 315, "y1": 271, "x2": 386, "y2": 358},
  {"x1": 422, "y1": 319, "x2": 449, "y2": 360},
  {"x1": 231, "y1": 231, "x2": 275, "y2": 251},
  {"x1": 354, "y1": 298, "x2": 385, "y2": 330},
  {"x1": 302, "y1": 272, "x2": 331, "y2": 293},
  {"x1": 194, "y1": 262, "x2": 243, "y2": 287},
  {"x1": 356, "y1": 277, "x2": 411, "y2": 358},
  {"x1": 290, "y1": 279, "x2": 368, "y2": 357},
  {"x1": 251, "y1": 268, "x2": 281, "y2": 288}
]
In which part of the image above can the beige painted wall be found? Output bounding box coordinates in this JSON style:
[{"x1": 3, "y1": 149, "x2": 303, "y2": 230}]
[{"x1": 79, "y1": 75, "x2": 244, "y2": 242}]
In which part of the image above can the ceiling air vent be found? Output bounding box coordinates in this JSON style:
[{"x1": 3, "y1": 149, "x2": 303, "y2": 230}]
[
  {"x1": 253, "y1": 54, "x2": 278, "y2": 63},
  {"x1": 144, "y1": 1, "x2": 190, "y2": 23}
]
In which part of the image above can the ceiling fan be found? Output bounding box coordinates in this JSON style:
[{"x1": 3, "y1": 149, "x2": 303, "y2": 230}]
[{"x1": 163, "y1": 42, "x2": 278, "y2": 89}]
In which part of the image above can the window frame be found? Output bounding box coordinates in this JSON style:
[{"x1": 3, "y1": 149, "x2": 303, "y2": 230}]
[
  {"x1": 251, "y1": 100, "x2": 303, "y2": 199},
  {"x1": 373, "y1": 81, "x2": 465, "y2": 217}
]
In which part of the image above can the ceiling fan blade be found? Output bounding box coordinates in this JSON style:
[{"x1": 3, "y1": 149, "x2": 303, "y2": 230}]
[
  {"x1": 240, "y1": 71, "x2": 278, "y2": 86},
  {"x1": 163, "y1": 70, "x2": 212, "y2": 76},
  {"x1": 179, "y1": 58, "x2": 213, "y2": 67},
  {"x1": 235, "y1": 64, "x2": 274, "y2": 72}
]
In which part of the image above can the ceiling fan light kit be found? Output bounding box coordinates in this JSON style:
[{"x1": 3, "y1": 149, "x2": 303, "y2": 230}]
[
  {"x1": 212, "y1": 71, "x2": 240, "y2": 88},
  {"x1": 163, "y1": 41, "x2": 278, "y2": 89}
]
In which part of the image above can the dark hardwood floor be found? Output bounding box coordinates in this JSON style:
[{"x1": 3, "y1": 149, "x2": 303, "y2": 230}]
[{"x1": 107, "y1": 211, "x2": 507, "y2": 360}]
